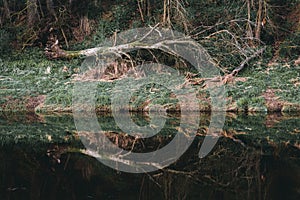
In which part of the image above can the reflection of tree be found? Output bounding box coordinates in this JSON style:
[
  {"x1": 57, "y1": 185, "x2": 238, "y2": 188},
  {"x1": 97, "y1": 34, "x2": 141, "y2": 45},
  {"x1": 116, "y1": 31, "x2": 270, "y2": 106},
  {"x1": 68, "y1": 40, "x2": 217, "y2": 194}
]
[
  {"x1": 0, "y1": 137, "x2": 299, "y2": 199},
  {"x1": 139, "y1": 141, "x2": 263, "y2": 199},
  {"x1": 1, "y1": 113, "x2": 300, "y2": 198}
]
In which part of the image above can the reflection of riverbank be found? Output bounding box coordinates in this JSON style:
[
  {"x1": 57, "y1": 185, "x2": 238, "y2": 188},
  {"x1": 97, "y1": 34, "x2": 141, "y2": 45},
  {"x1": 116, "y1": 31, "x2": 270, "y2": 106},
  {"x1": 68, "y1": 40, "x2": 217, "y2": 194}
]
[
  {"x1": 1, "y1": 112, "x2": 300, "y2": 148},
  {"x1": 0, "y1": 118, "x2": 299, "y2": 199}
]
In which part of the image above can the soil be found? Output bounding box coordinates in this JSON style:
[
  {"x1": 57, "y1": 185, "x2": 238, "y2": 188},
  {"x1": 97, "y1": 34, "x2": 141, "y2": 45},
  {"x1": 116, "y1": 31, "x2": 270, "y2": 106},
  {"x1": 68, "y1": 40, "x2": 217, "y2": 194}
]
[{"x1": 262, "y1": 89, "x2": 284, "y2": 112}]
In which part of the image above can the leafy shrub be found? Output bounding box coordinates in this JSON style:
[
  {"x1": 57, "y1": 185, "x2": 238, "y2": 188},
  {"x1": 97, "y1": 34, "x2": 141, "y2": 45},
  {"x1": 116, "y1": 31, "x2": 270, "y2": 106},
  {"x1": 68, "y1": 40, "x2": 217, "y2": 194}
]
[
  {"x1": 279, "y1": 33, "x2": 300, "y2": 59},
  {"x1": 0, "y1": 29, "x2": 11, "y2": 54}
]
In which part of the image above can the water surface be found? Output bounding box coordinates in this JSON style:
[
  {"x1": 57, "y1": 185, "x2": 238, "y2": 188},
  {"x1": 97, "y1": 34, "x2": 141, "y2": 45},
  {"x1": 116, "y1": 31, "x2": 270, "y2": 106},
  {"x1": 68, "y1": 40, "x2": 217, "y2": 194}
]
[{"x1": 0, "y1": 112, "x2": 299, "y2": 200}]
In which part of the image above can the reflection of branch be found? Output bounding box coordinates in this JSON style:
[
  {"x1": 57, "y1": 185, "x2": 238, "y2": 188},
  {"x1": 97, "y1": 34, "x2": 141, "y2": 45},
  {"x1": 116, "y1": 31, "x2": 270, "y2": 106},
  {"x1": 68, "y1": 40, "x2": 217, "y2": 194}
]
[
  {"x1": 81, "y1": 149, "x2": 165, "y2": 170},
  {"x1": 165, "y1": 169, "x2": 196, "y2": 176},
  {"x1": 203, "y1": 175, "x2": 230, "y2": 187}
]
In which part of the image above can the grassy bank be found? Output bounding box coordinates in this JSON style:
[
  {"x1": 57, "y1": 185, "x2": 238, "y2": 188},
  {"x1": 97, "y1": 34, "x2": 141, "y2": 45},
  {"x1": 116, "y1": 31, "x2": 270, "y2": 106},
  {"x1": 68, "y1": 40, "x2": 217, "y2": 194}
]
[{"x1": 0, "y1": 48, "x2": 299, "y2": 113}]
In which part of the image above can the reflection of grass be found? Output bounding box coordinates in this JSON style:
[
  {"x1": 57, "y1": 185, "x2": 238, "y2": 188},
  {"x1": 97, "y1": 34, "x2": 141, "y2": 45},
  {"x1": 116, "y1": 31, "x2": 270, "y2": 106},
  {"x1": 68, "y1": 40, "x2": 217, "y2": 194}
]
[
  {"x1": 224, "y1": 113, "x2": 300, "y2": 149},
  {"x1": 1, "y1": 112, "x2": 299, "y2": 151},
  {"x1": 0, "y1": 113, "x2": 79, "y2": 146}
]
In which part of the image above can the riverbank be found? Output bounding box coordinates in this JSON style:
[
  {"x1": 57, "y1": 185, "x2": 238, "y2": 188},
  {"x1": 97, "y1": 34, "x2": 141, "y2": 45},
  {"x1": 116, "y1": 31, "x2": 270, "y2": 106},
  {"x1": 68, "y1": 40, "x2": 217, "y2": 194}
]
[{"x1": 1, "y1": 49, "x2": 299, "y2": 113}]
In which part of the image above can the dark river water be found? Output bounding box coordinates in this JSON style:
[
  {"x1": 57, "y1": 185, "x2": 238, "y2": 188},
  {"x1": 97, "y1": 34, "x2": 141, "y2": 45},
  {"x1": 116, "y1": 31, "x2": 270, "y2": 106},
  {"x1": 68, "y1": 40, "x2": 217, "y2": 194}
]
[{"x1": 0, "y1": 112, "x2": 299, "y2": 200}]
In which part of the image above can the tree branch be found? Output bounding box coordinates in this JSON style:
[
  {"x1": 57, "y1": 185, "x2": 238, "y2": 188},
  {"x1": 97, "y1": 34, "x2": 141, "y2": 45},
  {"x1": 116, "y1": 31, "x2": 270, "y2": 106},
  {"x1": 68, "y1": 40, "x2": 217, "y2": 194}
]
[
  {"x1": 230, "y1": 46, "x2": 266, "y2": 76},
  {"x1": 45, "y1": 30, "x2": 191, "y2": 59}
]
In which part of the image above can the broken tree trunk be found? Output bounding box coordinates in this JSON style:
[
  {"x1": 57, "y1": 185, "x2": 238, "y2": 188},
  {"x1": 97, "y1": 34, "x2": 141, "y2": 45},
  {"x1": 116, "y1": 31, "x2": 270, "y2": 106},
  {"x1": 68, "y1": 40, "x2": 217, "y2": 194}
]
[
  {"x1": 45, "y1": 26, "x2": 265, "y2": 83},
  {"x1": 45, "y1": 25, "x2": 191, "y2": 59}
]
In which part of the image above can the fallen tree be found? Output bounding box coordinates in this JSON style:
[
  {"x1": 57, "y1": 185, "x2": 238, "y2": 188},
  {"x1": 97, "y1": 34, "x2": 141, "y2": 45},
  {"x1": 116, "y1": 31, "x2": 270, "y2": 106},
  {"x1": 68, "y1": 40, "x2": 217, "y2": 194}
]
[
  {"x1": 45, "y1": 25, "x2": 266, "y2": 81},
  {"x1": 45, "y1": 25, "x2": 199, "y2": 59}
]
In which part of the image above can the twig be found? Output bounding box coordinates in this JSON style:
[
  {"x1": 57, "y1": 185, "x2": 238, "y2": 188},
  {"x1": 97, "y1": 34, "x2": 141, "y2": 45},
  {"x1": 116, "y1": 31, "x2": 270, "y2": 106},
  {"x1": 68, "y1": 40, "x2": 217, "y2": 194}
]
[
  {"x1": 60, "y1": 28, "x2": 69, "y2": 49},
  {"x1": 139, "y1": 23, "x2": 160, "y2": 42},
  {"x1": 191, "y1": 18, "x2": 255, "y2": 37},
  {"x1": 137, "y1": 0, "x2": 145, "y2": 22}
]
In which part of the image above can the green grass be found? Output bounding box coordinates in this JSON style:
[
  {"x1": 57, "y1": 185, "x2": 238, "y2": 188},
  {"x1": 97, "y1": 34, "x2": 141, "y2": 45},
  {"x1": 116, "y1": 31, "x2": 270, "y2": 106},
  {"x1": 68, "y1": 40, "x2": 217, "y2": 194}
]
[
  {"x1": 0, "y1": 48, "x2": 81, "y2": 111},
  {"x1": 1, "y1": 45, "x2": 300, "y2": 113},
  {"x1": 225, "y1": 60, "x2": 300, "y2": 111}
]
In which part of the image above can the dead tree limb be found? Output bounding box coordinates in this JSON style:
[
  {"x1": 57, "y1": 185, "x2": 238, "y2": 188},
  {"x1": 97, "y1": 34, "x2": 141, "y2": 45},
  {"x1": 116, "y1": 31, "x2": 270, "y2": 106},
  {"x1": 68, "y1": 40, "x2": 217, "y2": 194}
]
[
  {"x1": 198, "y1": 47, "x2": 266, "y2": 85},
  {"x1": 45, "y1": 27, "x2": 191, "y2": 59},
  {"x1": 230, "y1": 46, "x2": 266, "y2": 76},
  {"x1": 215, "y1": 46, "x2": 266, "y2": 84}
]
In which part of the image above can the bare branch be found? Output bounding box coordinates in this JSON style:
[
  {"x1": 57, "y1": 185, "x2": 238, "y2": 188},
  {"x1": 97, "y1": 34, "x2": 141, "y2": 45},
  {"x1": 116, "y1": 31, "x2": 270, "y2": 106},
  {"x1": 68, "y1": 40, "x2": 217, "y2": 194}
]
[{"x1": 231, "y1": 46, "x2": 266, "y2": 76}]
